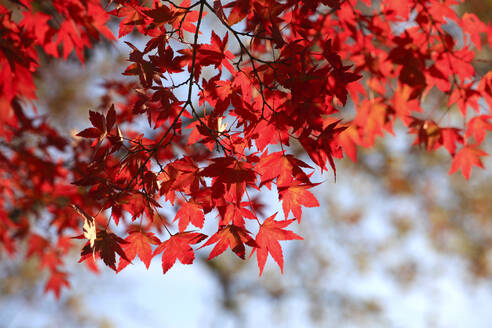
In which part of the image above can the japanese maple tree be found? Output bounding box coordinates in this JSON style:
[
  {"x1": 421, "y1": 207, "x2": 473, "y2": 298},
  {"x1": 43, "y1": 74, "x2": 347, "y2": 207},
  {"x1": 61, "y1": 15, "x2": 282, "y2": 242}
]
[{"x1": 1, "y1": 0, "x2": 492, "y2": 298}]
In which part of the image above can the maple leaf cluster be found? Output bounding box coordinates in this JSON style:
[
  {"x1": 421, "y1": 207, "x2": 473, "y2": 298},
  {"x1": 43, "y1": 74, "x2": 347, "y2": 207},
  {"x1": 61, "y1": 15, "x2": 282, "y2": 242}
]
[{"x1": 1, "y1": 0, "x2": 492, "y2": 298}]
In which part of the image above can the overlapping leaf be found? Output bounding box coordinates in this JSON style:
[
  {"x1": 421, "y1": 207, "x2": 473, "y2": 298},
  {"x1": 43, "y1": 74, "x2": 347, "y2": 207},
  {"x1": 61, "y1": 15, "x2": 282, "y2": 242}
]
[{"x1": 154, "y1": 232, "x2": 207, "y2": 274}]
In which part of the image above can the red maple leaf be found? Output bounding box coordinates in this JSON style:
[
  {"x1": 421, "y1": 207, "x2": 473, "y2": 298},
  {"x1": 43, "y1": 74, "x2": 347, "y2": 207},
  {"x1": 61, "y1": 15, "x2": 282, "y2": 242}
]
[
  {"x1": 26, "y1": 234, "x2": 49, "y2": 258},
  {"x1": 173, "y1": 200, "x2": 205, "y2": 232},
  {"x1": 200, "y1": 156, "x2": 256, "y2": 201},
  {"x1": 79, "y1": 230, "x2": 130, "y2": 271},
  {"x1": 76, "y1": 109, "x2": 115, "y2": 144},
  {"x1": 217, "y1": 202, "x2": 256, "y2": 227},
  {"x1": 256, "y1": 151, "x2": 311, "y2": 188},
  {"x1": 159, "y1": 157, "x2": 203, "y2": 204},
  {"x1": 441, "y1": 127, "x2": 464, "y2": 156},
  {"x1": 252, "y1": 213, "x2": 303, "y2": 275},
  {"x1": 153, "y1": 232, "x2": 207, "y2": 274},
  {"x1": 53, "y1": 19, "x2": 89, "y2": 62},
  {"x1": 278, "y1": 182, "x2": 320, "y2": 221},
  {"x1": 169, "y1": 0, "x2": 203, "y2": 35},
  {"x1": 40, "y1": 251, "x2": 63, "y2": 271},
  {"x1": 196, "y1": 31, "x2": 235, "y2": 74},
  {"x1": 117, "y1": 231, "x2": 161, "y2": 272},
  {"x1": 44, "y1": 270, "x2": 70, "y2": 299},
  {"x1": 201, "y1": 225, "x2": 258, "y2": 259},
  {"x1": 449, "y1": 145, "x2": 488, "y2": 179},
  {"x1": 224, "y1": 0, "x2": 250, "y2": 25},
  {"x1": 110, "y1": 3, "x2": 148, "y2": 38},
  {"x1": 466, "y1": 115, "x2": 492, "y2": 144}
]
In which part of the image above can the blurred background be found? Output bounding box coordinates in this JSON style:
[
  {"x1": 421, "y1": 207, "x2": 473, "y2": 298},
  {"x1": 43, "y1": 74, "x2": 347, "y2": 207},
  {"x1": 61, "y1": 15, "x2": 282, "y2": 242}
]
[{"x1": 1, "y1": 0, "x2": 492, "y2": 327}]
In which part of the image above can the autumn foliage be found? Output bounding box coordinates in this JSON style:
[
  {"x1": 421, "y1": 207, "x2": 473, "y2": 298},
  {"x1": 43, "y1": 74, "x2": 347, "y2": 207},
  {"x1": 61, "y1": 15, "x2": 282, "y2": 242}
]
[{"x1": 1, "y1": 0, "x2": 492, "y2": 298}]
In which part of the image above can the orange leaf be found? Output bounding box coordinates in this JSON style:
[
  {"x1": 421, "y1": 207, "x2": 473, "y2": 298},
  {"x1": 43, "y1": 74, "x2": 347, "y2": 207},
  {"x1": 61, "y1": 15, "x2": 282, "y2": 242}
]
[
  {"x1": 117, "y1": 231, "x2": 161, "y2": 272},
  {"x1": 449, "y1": 145, "x2": 488, "y2": 179}
]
